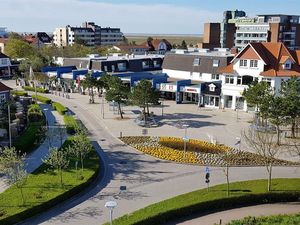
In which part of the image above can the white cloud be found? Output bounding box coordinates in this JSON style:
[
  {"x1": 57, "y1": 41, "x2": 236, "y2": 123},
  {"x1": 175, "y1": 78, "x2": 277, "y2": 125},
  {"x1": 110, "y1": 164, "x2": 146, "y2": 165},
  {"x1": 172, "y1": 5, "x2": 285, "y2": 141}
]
[{"x1": 0, "y1": 0, "x2": 221, "y2": 34}]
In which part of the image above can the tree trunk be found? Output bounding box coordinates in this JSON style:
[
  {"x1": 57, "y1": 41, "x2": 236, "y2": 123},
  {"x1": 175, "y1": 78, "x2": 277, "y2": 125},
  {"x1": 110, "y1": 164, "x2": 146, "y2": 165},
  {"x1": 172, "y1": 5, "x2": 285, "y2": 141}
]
[
  {"x1": 267, "y1": 163, "x2": 272, "y2": 192},
  {"x1": 291, "y1": 120, "x2": 296, "y2": 138},
  {"x1": 81, "y1": 154, "x2": 84, "y2": 173},
  {"x1": 20, "y1": 186, "x2": 25, "y2": 205},
  {"x1": 146, "y1": 103, "x2": 150, "y2": 116},
  {"x1": 276, "y1": 125, "x2": 280, "y2": 145},
  {"x1": 143, "y1": 106, "x2": 146, "y2": 121},
  {"x1": 118, "y1": 103, "x2": 123, "y2": 119},
  {"x1": 226, "y1": 165, "x2": 230, "y2": 197},
  {"x1": 60, "y1": 168, "x2": 63, "y2": 187}
]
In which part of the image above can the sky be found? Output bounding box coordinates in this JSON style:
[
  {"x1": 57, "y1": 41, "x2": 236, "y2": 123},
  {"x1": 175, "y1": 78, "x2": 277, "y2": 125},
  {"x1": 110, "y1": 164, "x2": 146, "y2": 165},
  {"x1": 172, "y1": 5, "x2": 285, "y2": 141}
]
[{"x1": 1, "y1": 0, "x2": 300, "y2": 34}]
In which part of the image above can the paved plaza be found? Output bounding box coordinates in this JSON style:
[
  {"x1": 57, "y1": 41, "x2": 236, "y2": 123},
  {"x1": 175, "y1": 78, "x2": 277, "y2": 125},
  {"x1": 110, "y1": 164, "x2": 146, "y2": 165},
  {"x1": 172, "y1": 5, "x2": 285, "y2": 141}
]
[{"x1": 2, "y1": 80, "x2": 300, "y2": 225}]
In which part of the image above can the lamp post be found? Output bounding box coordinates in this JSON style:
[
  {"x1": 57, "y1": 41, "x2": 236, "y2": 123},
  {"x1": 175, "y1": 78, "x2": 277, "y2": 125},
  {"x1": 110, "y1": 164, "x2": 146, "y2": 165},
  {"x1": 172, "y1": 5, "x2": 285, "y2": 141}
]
[
  {"x1": 43, "y1": 108, "x2": 49, "y2": 130},
  {"x1": 105, "y1": 200, "x2": 117, "y2": 225},
  {"x1": 182, "y1": 124, "x2": 189, "y2": 158},
  {"x1": 161, "y1": 98, "x2": 164, "y2": 117},
  {"x1": 235, "y1": 137, "x2": 241, "y2": 151},
  {"x1": 8, "y1": 104, "x2": 11, "y2": 148}
]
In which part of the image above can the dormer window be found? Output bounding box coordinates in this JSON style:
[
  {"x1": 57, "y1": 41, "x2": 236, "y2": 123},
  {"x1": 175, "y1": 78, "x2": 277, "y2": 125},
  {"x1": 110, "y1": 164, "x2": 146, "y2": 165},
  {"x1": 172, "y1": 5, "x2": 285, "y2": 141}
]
[
  {"x1": 209, "y1": 83, "x2": 216, "y2": 92},
  {"x1": 193, "y1": 58, "x2": 200, "y2": 66},
  {"x1": 283, "y1": 60, "x2": 292, "y2": 70}
]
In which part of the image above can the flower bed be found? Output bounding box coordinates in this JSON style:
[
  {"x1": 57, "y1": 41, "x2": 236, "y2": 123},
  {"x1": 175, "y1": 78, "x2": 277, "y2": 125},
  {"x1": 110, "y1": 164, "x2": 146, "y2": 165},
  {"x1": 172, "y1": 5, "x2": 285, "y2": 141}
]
[{"x1": 120, "y1": 136, "x2": 297, "y2": 166}]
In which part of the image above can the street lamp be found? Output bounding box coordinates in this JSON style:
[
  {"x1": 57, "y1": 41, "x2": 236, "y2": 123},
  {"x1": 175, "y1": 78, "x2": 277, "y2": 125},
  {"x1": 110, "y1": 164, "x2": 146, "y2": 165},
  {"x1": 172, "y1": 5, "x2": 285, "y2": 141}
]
[
  {"x1": 7, "y1": 104, "x2": 11, "y2": 148},
  {"x1": 105, "y1": 200, "x2": 117, "y2": 225},
  {"x1": 43, "y1": 108, "x2": 49, "y2": 129},
  {"x1": 235, "y1": 137, "x2": 241, "y2": 151},
  {"x1": 182, "y1": 124, "x2": 189, "y2": 158}
]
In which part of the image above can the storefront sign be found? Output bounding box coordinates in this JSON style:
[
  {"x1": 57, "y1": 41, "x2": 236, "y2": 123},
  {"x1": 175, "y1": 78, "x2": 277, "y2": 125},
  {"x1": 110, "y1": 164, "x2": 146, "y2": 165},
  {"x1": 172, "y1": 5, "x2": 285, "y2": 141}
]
[{"x1": 160, "y1": 83, "x2": 177, "y2": 92}]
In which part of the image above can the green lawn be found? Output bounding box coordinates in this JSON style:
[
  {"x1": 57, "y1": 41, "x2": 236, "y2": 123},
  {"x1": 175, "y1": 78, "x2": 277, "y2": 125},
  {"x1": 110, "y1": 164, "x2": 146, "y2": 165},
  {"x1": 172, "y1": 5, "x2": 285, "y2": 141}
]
[
  {"x1": 107, "y1": 179, "x2": 300, "y2": 225},
  {"x1": 228, "y1": 213, "x2": 300, "y2": 225},
  {"x1": 0, "y1": 138, "x2": 100, "y2": 225}
]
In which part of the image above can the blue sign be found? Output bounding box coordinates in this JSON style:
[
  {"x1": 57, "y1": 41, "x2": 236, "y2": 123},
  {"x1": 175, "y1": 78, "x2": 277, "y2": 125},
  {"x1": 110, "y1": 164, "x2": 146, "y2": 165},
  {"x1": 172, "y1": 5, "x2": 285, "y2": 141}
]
[{"x1": 205, "y1": 166, "x2": 210, "y2": 173}]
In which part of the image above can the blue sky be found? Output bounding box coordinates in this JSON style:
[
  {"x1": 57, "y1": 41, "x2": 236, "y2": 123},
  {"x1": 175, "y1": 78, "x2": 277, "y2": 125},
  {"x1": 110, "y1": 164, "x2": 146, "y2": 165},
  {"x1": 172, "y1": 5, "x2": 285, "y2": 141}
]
[{"x1": 1, "y1": 0, "x2": 299, "y2": 34}]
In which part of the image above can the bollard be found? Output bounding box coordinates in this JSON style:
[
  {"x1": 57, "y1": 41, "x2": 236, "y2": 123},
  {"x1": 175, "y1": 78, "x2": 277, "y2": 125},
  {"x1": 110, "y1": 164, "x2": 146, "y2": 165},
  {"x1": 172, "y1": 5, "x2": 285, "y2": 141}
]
[{"x1": 120, "y1": 131, "x2": 122, "y2": 138}]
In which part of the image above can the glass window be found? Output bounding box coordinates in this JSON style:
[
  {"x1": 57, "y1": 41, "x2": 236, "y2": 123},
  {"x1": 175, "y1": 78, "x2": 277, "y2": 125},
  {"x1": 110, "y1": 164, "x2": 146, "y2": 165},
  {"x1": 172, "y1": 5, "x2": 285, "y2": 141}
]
[
  {"x1": 250, "y1": 60, "x2": 258, "y2": 68},
  {"x1": 237, "y1": 76, "x2": 242, "y2": 85},
  {"x1": 239, "y1": 59, "x2": 247, "y2": 67},
  {"x1": 0, "y1": 94, "x2": 5, "y2": 104},
  {"x1": 225, "y1": 75, "x2": 234, "y2": 84},
  {"x1": 213, "y1": 59, "x2": 219, "y2": 67},
  {"x1": 212, "y1": 74, "x2": 220, "y2": 80},
  {"x1": 193, "y1": 58, "x2": 200, "y2": 66}
]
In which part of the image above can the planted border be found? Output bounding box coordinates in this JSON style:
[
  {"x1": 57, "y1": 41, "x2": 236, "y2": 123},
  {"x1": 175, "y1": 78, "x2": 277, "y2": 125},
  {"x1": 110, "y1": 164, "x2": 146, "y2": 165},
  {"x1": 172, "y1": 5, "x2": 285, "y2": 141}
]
[
  {"x1": 52, "y1": 102, "x2": 68, "y2": 115},
  {"x1": 0, "y1": 139, "x2": 100, "y2": 225},
  {"x1": 23, "y1": 86, "x2": 49, "y2": 93},
  {"x1": 32, "y1": 95, "x2": 52, "y2": 104},
  {"x1": 106, "y1": 179, "x2": 300, "y2": 225}
]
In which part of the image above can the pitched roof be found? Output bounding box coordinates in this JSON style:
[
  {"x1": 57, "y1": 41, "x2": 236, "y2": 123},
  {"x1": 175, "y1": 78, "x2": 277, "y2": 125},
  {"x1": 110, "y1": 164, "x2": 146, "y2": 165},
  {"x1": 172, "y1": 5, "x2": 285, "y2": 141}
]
[
  {"x1": 0, "y1": 52, "x2": 9, "y2": 59},
  {"x1": 0, "y1": 82, "x2": 12, "y2": 92},
  {"x1": 141, "y1": 39, "x2": 172, "y2": 51},
  {"x1": 222, "y1": 42, "x2": 300, "y2": 77},
  {"x1": 217, "y1": 64, "x2": 234, "y2": 74}
]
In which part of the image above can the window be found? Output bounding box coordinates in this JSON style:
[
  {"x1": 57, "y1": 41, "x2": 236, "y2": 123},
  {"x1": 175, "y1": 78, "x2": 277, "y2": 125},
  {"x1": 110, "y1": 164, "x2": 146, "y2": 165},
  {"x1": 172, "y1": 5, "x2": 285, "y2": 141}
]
[
  {"x1": 0, "y1": 94, "x2": 6, "y2": 104},
  {"x1": 193, "y1": 58, "x2": 200, "y2": 66},
  {"x1": 104, "y1": 66, "x2": 108, "y2": 72},
  {"x1": 262, "y1": 78, "x2": 272, "y2": 86},
  {"x1": 239, "y1": 59, "x2": 247, "y2": 67},
  {"x1": 0, "y1": 58, "x2": 7, "y2": 65},
  {"x1": 213, "y1": 59, "x2": 219, "y2": 67},
  {"x1": 212, "y1": 74, "x2": 220, "y2": 80},
  {"x1": 225, "y1": 75, "x2": 234, "y2": 84},
  {"x1": 237, "y1": 76, "x2": 242, "y2": 85},
  {"x1": 117, "y1": 63, "x2": 127, "y2": 71},
  {"x1": 250, "y1": 60, "x2": 258, "y2": 68},
  {"x1": 284, "y1": 61, "x2": 292, "y2": 69}
]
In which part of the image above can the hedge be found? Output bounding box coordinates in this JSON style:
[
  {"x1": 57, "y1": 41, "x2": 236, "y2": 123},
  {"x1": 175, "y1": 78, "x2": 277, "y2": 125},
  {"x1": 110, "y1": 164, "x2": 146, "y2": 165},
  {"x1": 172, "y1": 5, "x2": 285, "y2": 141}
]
[
  {"x1": 63, "y1": 115, "x2": 79, "y2": 134},
  {"x1": 31, "y1": 95, "x2": 52, "y2": 104},
  {"x1": 52, "y1": 102, "x2": 68, "y2": 115},
  {"x1": 107, "y1": 179, "x2": 300, "y2": 225},
  {"x1": 23, "y1": 86, "x2": 49, "y2": 93},
  {"x1": 13, "y1": 122, "x2": 44, "y2": 154},
  {"x1": 11, "y1": 90, "x2": 28, "y2": 97}
]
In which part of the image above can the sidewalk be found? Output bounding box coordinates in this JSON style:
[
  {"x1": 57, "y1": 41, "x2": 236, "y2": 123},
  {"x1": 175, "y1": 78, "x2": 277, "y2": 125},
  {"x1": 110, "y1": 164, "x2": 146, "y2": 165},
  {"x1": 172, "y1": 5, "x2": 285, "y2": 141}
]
[
  {"x1": 0, "y1": 103, "x2": 66, "y2": 193},
  {"x1": 171, "y1": 202, "x2": 300, "y2": 225}
]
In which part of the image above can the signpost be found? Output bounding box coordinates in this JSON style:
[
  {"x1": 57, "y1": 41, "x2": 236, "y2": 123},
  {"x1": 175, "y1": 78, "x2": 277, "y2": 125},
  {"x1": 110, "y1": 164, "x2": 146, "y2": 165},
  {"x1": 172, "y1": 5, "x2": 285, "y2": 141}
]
[{"x1": 205, "y1": 166, "x2": 210, "y2": 192}]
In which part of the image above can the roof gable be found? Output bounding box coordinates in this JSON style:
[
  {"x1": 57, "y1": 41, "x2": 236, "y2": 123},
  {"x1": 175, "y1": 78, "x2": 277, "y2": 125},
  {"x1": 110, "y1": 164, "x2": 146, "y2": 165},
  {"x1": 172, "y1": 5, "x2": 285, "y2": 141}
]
[
  {"x1": 0, "y1": 82, "x2": 12, "y2": 92},
  {"x1": 230, "y1": 43, "x2": 267, "y2": 65}
]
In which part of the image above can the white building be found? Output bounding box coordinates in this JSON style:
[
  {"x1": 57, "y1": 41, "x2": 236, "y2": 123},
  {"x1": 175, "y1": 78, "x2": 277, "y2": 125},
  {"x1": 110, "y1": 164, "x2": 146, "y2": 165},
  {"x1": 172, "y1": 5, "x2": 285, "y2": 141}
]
[
  {"x1": 218, "y1": 42, "x2": 300, "y2": 110},
  {"x1": 53, "y1": 22, "x2": 123, "y2": 47}
]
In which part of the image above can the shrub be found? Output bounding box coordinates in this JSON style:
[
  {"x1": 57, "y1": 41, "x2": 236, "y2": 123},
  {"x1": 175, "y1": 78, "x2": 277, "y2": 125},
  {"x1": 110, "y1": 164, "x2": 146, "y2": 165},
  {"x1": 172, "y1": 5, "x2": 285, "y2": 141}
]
[
  {"x1": 13, "y1": 122, "x2": 44, "y2": 153},
  {"x1": 52, "y1": 102, "x2": 68, "y2": 115},
  {"x1": 31, "y1": 95, "x2": 52, "y2": 104},
  {"x1": 11, "y1": 90, "x2": 28, "y2": 97},
  {"x1": 27, "y1": 104, "x2": 43, "y2": 122},
  {"x1": 64, "y1": 115, "x2": 79, "y2": 134},
  {"x1": 23, "y1": 86, "x2": 49, "y2": 93}
]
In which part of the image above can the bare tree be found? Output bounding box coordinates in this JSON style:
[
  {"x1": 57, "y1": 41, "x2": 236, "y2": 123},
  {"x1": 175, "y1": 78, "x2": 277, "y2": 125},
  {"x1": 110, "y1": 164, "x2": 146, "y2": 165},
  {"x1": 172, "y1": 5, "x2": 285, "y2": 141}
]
[
  {"x1": 43, "y1": 147, "x2": 69, "y2": 186},
  {"x1": 287, "y1": 138, "x2": 300, "y2": 161},
  {"x1": 221, "y1": 149, "x2": 236, "y2": 197},
  {"x1": 0, "y1": 147, "x2": 27, "y2": 205},
  {"x1": 243, "y1": 128, "x2": 280, "y2": 191}
]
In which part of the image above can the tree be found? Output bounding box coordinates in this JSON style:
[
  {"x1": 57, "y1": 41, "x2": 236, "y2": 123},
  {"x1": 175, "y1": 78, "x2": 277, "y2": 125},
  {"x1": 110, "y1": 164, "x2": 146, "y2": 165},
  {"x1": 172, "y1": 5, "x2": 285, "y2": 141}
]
[
  {"x1": 288, "y1": 138, "x2": 300, "y2": 161},
  {"x1": 0, "y1": 147, "x2": 27, "y2": 205},
  {"x1": 74, "y1": 37, "x2": 86, "y2": 46},
  {"x1": 81, "y1": 73, "x2": 98, "y2": 103},
  {"x1": 43, "y1": 148, "x2": 69, "y2": 186},
  {"x1": 268, "y1": 95, "x2": 287, "y2": 145},
  {"x1": 130, "y1": 79, "x2": 160, "y2": 120},
  {"x1": 67, "y1": 134, "x2": 93, "y2": 178},
  {"x1": 280, "y1": 77, "x2": 300, "y2": 138},
  {"x1": 242, "y1": 81, "x2": 273, "y2": 125},
  {"x1": 220, "y1": 149, "x2": 236, "y2": 197},
  {"x1": 243, "y1": 128, "x2": 280, "y2": 192},
  {"x1": 105, "y1": 76, "x2": 129, "y2": 119},
  {"x1": 181, "y1": 40, "x2": 187, "y2": 49},
  {"x1": 147, "y1": 37, "x2": 154, "y2": 42},
  {"x1": 5, "y1": 37, "x2": 35, "y2": 59}
]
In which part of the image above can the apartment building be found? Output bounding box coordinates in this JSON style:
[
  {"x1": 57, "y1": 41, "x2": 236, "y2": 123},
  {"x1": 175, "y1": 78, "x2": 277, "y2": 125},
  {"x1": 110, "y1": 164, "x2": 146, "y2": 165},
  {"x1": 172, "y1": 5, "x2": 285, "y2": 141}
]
[
  {"x1": 218, "y1": 42, "x2": 300, "y2": 110},
  {"x1": 0, "y1": 52, "x2": 18, "y2": 78},
  {"x1": 53, "y1": 22, "x2": 123, "y2": 47},
  {"x1": 200, "y1": 11, "x2": 300, "y2": 50}
]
